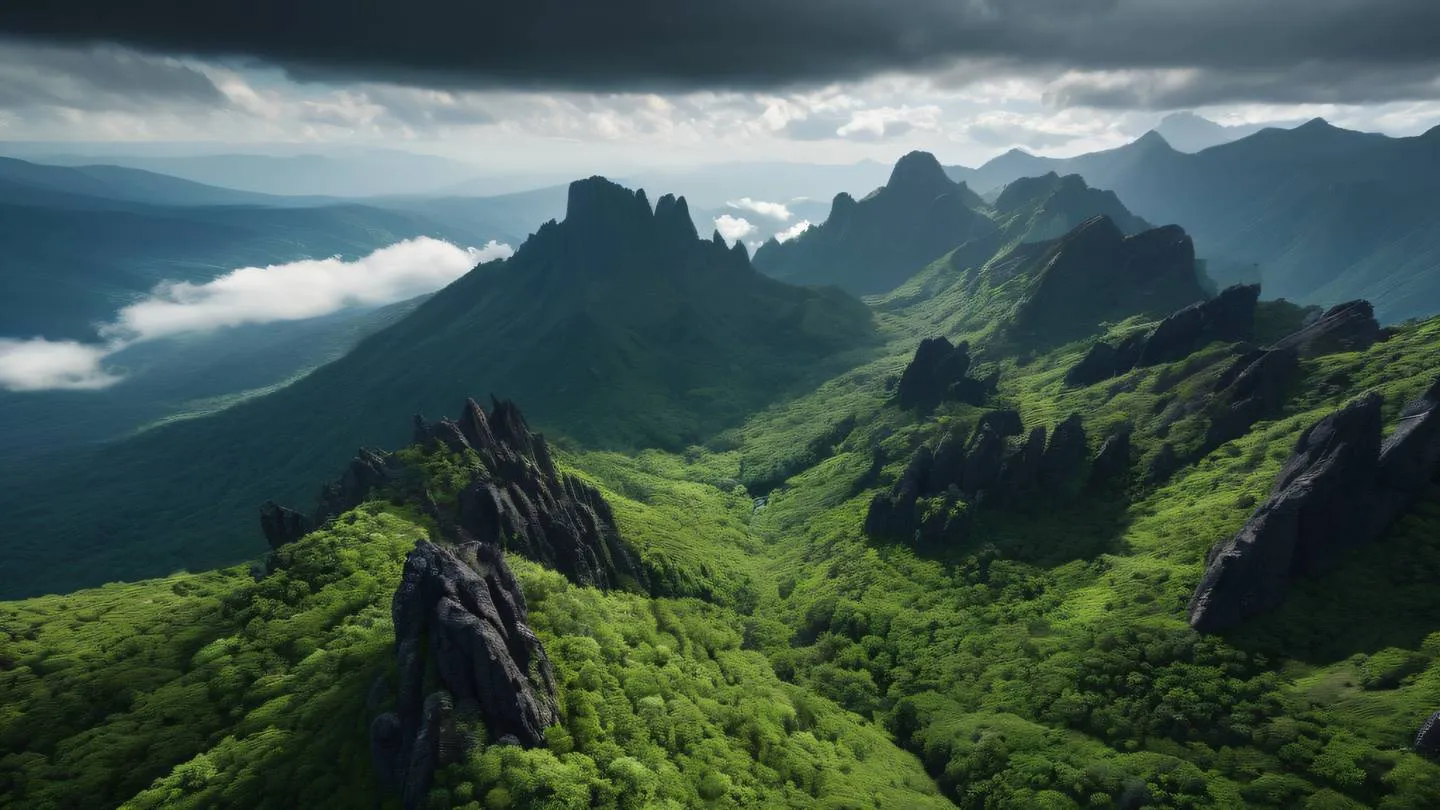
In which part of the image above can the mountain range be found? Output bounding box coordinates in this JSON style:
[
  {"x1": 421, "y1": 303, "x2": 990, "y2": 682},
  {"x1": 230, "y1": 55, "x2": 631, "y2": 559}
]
[
  {"x1": 0, "y1": 176, "x2": 875, "y2": 598},
  {"x1": 948, "y1": 119, "x2": 1440, "y2": 322},
  {"x1": 7, "y1": 137, "x2": 1440, "y2": 810},
  {"x1": 754, "y1": 151, "x2": 1150, "y2": 296}
]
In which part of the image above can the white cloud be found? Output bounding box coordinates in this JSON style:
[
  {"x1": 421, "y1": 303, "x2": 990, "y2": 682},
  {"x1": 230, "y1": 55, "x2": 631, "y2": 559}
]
[
  {"x1": 726, "y1": 197, "x2": 793, "y2": 221},
  {"x1": 713, "y1": 214, "x2": 756, "y2": 244},
  {"x1": 102, "y1": 237, "x2": 509, "y2": 342},
  {"x1": 2, "y1": 237, "x2": 511, "y2": 392},
  {"x1": 0, "y1": 338, "x2": 120, "y2": 391},
  {"x1": 774, "y1": 220, "x2": 813, "y2": 243}
]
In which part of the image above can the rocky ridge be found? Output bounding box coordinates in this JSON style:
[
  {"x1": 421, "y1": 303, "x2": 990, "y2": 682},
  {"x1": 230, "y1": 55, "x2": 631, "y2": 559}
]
[
  {"x1": 865, "y1": 409, "x2": 1132, "y2": 545},
  {"x1": 1189, "y1": 378, "x2": 1440, "y2": 632},
  {"x1": 260, "y1": 397, "x2": 649, "y2": 808}
]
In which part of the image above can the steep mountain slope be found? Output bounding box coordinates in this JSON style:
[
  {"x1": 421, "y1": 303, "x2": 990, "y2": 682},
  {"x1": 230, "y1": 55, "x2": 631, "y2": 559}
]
[
  {"x1": 753, "y1": 151, "x2": 996, "y2": 295},
  {"x1": 0, "y1": 177, "x2": 876, "y2": 598},
  {"x1": 948, "y1": 121, "x2": 1440, "y2": 321},
  {"x1": 0, "y1": 295, "x2": 428, "y2": 462}
]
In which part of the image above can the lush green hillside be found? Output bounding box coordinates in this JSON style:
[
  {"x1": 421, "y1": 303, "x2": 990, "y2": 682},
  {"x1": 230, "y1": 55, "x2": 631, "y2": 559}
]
[
  {"x1": 0, "y1": 177, "x2": 877, "y2": 599},
  {"x1": 6, "y1": 181, "x2": 1440, "y2": 810},
  {"x1": 947, "y1": 121, "x2": 1440, "y2": 323}
]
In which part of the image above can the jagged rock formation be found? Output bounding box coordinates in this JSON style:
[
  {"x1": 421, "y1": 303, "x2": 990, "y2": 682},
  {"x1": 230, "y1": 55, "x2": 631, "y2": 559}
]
[
  {"x1": 753, "y1": 151, "x2": 997, "y2": 295},
  {"x1": 316, "y1": 447, "x2": 406, "y2": 526},
  {"x1": 866, "y1": 411, "x2": 1118, "y2": 545},
  {"x1": 1189, "y1": 379, "x2": 1440, "y2": 632},
  {"x1": 371, "y1": 540, "x2": 559, "y2": 809},
  {"x1": 1088, "y1": 430, "x2": 1133, "y2": 491},
  {"x1": 430, "y1": 397, "x2": 648, "y2": 592},
  {"x1": 1200, "y1": 347, "x2": 1301, "y2": 453},
  {"x1": 896, "y1": 337, "x2": 994, "y2": 411},
  {"x1": 1066, "y1": 284, "x2": 1260, "y2": 386},
  {"x1": 1417, "y1": 711, "x2": 1440, "y2": 759},
  {"x1": 1010, "y1": 216, "x2": 1209, "y2": 347},
  {"x1": 259, "y1": 447, "x2": 403, "y2": 554},
  {"x1": 1272, "y1": 300, "x2": 1382, "y2": 357},
  {"x1": 259, "y1": 502, "x2": 309, "y2": 551},
  {"x1": 265, "y1": 397, "x2": 648, "y2": 593}
]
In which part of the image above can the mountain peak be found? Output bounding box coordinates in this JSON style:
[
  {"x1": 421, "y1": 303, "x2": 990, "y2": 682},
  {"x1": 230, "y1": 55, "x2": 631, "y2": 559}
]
[
  {"x1": 565, "y1": 176, "x2": 652, "y2": 228},
  {"x1": 886, "y1": 151, "x2": 955, "y2": 196},
  {"x1": 1297, "y1": 117, "x2": 1336, "y2": 132},
  {"x1": 1133, "y1": 130, "x2": 1175, "y2": 151}
]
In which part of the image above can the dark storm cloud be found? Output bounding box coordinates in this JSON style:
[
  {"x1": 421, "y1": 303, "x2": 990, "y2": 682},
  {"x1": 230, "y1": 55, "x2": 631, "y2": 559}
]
[
  {"x1": 0, "y1": 41, "x2": 224, "y2": 111},
  {"x1": 0, "y1": 0, "x2": 1437, "y2": 105}
]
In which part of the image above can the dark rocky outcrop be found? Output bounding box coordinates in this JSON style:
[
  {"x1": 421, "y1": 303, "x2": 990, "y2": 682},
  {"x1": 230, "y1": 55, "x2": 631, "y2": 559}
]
[
  {"x1": 419, "y1": 398, "x2": 649, "y2": 592},
  {"x1": 1088, "y1": 431, "x2": 1133, "y2": 491},
  {"x1": 896, "y1": 337, "x2": 993, "y2": 411},
  {"x1": 1272, "y1": 300, "x2": 1381, "y2": 358},
  {"x1": 1416, "y1": 711, "x2": 1440, "y2": 759},
  {"x1": 1201, "y1": 348, "x2": 1301, "y2": 454},
  {"x1": 1138, "y1": 284, "x2": 1260, "y2": 367},
  {"x1": 1066, "y1": 284, "x2": 1259, "y2": 387},
  {"x1": 371, "y1": 540, "x2": 559, "y2": 809},
  {"x1": 259, "y1": 501, "x2": 309, "y2": 551},
  {"x1": 1040, "y1": 414, "x2": 1089, "y2": 493},
  {"x1": 866, "y1": 412, "x2": 1111, "y2": 545},
  {"x1": 1189, "y1": 379, "x2": 1440, "y2": 632},
  {"x1": 266, "y1": 397, "x2": 648, "y2": 594},
  {"x1": 315, "y1": 447, "x2": 406, "y2": 526}
]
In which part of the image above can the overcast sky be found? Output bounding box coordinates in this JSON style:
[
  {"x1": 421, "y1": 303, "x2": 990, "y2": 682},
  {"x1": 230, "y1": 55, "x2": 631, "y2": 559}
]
[{"x1": 0, "y1": 0, "x2": 1438, "y2": 171}]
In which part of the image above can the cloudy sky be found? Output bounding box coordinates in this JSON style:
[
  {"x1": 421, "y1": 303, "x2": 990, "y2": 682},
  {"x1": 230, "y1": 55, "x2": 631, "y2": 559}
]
[{"x1": 1, "y1": 0, "x2": 1438, "y2": 172}]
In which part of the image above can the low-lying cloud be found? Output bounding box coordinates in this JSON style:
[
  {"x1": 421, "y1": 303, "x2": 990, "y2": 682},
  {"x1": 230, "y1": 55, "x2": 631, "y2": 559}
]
[
  {"x1": 774, "y1": 220, "x2": 813, "y2": 243},
  {"x1": 102, "y1": 236, "x2": 509, "y2": 342},
  {"x1": 726, "y1": 197, "x2": 793, "y2": 222},
  {"x1": 0, "y1": 236, "x2": 511, "y2": 392},
  {"x1": 713, "y1": 214, "x2": 757, "y2": 244},
  {"x1": 0, "y1": 337, "x2": 119, "y2": 391}
]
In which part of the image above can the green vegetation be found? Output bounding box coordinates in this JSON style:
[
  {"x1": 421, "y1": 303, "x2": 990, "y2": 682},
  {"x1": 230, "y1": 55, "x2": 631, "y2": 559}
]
[{"x1": 7, "y1": 165, "x2": 1440, "y2": 808}]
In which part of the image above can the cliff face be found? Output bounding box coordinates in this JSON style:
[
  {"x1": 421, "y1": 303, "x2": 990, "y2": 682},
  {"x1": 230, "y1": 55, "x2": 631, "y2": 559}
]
[
  {"x1": 371, "y1": 540, "x2": 560, "y2": 809},
  {"x1": 1189, "y1": 379, "x2": 1440, "y2": 632},
  {"x1": 261, "y1": 396, "x2": 648, "y2": 809}
]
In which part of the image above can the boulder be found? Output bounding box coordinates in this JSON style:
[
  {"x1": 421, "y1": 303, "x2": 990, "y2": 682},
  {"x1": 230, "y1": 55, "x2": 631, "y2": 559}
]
[
  {"x1": 975, "y1": 409, "x2": 1024, "y2": 439},
  {"x1": 1203, "y1": 348, "x2": 1301, "y2": 453},
  {"x1": 997, "y1": 426, "x2": 1048, "y2": 504},
  {"x1": 961, "y1": 426, "x2": 1006, "y2": 498},
  {"x1": 1139, "y1": 283, "x2": 1260, "y2": 367},
  {"x1": 1271, "y1": 299, "x2": 1381, "y2": 358},
  {"x1": 1088, "y1": 431, "x2": 1133, "y2": 491},
  {"x1": 897, "y1": 337, "x2": 978, "y2": 411},
  {"x1": 373, "y1": 540, "x2": 561, "y2": 807},
  {"x1": 1187, "y1": 383, "x2": 1440, "y2": 633},
  {"x1": 1066, "y1": 341, "x2": 1121, "y2": 387},
  {"x1": 1417, "y1": 711, "x2": 1440, "y2": 759},
  {"x1": 314, "y1": 447, "x2": 404, "y2": 525},
  {"x1": 1040, "y1": 414, "x2": 1089, "y2": 492},
  {"x1": 259, "y1": 501, "x2": 309, "y2": 551}
]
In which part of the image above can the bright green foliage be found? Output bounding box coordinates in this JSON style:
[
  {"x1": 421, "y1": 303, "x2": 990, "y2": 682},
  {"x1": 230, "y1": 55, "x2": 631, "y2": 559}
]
[
  {"x1": 428, "y1": 559, "x2": 950, "y2": 810},
  {"x1": 9, "y1": 197, "x2": 1440, "y2": 810},
  {"x1": 0, "y1": 505, "x2": 419, "y2": 810}
]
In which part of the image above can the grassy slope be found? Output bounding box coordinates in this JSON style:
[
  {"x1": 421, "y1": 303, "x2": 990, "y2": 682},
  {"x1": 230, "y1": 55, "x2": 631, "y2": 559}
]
[{"x1": 8, "y1": 236, "x2": 1440, "y2": 808}]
